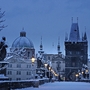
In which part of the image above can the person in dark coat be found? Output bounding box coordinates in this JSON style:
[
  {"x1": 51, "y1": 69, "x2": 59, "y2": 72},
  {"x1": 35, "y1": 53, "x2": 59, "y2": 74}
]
[{"x1": 58, "y1": 74, "x2": 61, "y2": 81}]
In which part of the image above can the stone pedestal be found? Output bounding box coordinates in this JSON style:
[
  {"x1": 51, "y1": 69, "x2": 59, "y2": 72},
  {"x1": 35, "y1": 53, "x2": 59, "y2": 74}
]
[{"x1": 0, "y1": 61, "x2": 9, "y2": 80}]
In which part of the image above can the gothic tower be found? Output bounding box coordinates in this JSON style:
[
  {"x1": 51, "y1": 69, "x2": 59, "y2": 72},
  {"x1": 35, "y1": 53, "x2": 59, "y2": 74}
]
[{"x1": 64, "y1": 18, "x2": 88, "y2": 81}]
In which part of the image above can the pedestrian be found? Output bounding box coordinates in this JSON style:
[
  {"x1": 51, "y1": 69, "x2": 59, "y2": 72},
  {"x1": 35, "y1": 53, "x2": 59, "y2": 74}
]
[{"x1": 58, "y1": 74, "x2": 61, "y2": 81}]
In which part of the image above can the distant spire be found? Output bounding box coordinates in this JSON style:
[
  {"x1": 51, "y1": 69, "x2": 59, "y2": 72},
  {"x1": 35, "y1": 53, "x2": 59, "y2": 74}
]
[
  {"x1": 84, "y1": 31, "x2": 87, "y2": 41},
  {"x1": 38, "y1": 36, "x2": 44, "y2": 56},
  {"x1": 84, "y1": 26, "x2": 87, "y2": 40},
  {"x1": 40, "y1": 36, "x2": 43, "y2": 50},
  {"x1": 57, "y1": 37, "x2": 60, "y2": 54}
]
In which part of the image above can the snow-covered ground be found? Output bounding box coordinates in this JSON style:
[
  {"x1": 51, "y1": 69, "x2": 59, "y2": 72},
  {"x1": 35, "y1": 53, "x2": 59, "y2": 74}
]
[{"x1": 15, "y1": 81, "x2": 90, "y2": 90}]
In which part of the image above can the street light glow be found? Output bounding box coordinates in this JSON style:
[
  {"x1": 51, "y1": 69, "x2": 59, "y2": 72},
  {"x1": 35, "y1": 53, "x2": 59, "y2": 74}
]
[
  {"x1": 44, "y1": 63, "x2": 48, "y2": 67},
  {"x1": 76, "y1": 74, "x2": 78, "y2": 77},
  {"x1": 31, "y1": 57, "x2": 35, "y2": 63}
]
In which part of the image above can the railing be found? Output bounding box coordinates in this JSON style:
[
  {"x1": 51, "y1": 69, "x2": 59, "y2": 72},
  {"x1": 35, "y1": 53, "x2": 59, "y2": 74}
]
[{"x1": 0, "y1": 78, "x2": 50, "y2": 89}]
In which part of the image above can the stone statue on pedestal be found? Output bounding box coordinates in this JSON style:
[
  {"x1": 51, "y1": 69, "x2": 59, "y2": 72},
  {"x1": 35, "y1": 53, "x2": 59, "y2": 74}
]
[
  {"x1": 0, "y1": 37, "x2": 8, "y2": 61},
  {"x1": 0, "y1": 36, "x2": 8, "y2": 80}
]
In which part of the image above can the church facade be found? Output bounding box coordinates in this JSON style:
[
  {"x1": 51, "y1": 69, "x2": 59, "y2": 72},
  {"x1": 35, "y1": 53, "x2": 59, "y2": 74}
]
[
  {"x1": 5, "y1": 30, "x2": 37, "y2": 80},
  {"x1": 65, "y1": 21, "x2": 88, "y2": 81}
]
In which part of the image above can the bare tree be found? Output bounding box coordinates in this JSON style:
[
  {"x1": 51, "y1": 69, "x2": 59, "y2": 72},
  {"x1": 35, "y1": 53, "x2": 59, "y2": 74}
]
[{"x1": 0, "y1": 8, "x2": 7, "y2": 31}]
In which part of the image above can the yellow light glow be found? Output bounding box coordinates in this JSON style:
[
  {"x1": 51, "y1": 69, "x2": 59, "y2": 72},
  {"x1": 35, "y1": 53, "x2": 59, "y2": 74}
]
[
  {"x1": 31, "y1": 57, "x2": 35, "y2": 63},
  {"x1": 49, "y1": 67, "x2": 51, "y2": 70},
  {"x1": 44, "y1": 63, "x2": 48, "y2": 67},
  {"x1": 76, "y1": 74, "x2": 78, "y2": 77},
  {"x1": 86, "y1": 70, "x2": 88, "y2": 73},
  {"x1": 82, "y1": 72, "x2": 83, "y2": 74}
]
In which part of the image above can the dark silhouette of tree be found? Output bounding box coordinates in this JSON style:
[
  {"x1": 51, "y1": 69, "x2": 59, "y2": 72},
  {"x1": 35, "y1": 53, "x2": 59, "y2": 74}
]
[{"x1": 0, "y1": 8, "x2": 7, "y2": 31}]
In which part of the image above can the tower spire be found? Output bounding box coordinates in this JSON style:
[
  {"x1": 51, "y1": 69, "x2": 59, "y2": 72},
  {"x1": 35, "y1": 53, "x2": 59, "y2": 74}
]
[
  {"x1": 38, "y1": 36, "x2": 44, "y2": 57},
  {"x1": 40, "y1": 36, "x2": 43, "y2": 50},
  {"x1": 83, "y1": 27, "x2": 87, "y2": 41},
  {"x1": 57, "y1": 36, "x2": 60, "y2": 54}
]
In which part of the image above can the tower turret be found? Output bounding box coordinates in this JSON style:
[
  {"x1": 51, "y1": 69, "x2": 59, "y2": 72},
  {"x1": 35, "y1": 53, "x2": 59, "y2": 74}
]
[
  {"x1": 38, "y1": 36, "x2": 44, "y2": 56},
  {"x1": 83, "y1": 32, "x2": 87, "y2": 41},
  {"x1": 57, "y1": 37, "x2": 61, "y2": 54}
]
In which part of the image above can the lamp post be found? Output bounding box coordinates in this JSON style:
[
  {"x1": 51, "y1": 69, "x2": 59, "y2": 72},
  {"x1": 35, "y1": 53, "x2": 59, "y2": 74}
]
[
  {"x1": 49, "y1": 66, "x2": 51, "y2": 81},
  {"x1": 86, "y1": 69, "x2": 89, "y2": 79},
  {"x1": 31, "y1": 56, "x2": 35, "y2": 79},
  {"x1": 75, "y1": 74, "x2": 78, "y2": 81},
  {"x1": 44, "y1": 63, "x2": 48, "y2": 78}
]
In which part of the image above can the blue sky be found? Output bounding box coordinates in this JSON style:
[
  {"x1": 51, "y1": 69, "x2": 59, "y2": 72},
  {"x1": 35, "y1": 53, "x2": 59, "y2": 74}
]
[{"x1": 0, "y1": 0, "x2": 90, "y2": 56}]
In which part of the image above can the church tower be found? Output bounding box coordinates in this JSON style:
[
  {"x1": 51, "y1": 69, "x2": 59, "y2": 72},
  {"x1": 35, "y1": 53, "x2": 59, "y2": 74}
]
[{"x1": 64, "y1": 18, "x2": 88, "y2": 81}]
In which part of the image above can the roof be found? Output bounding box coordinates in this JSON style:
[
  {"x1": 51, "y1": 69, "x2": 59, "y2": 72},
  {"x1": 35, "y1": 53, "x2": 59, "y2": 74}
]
[
  {"x1": 12, "y1": 31, "x2": 34, "y2": 49},
  {"x1": 69, "y1": 23, "x2": 80, "y2": 42}
]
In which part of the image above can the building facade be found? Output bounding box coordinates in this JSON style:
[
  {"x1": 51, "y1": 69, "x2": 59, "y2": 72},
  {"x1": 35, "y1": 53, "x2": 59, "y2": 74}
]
[
  {"x1": 43, "y1": 53, "x2": 65, "y2": 79},
  {"x1": 65, "y1": 21, "x2": 88, "y2": 81},
  {"x1": 5, "y1": 30, "x2": 37, "y2": 80}
]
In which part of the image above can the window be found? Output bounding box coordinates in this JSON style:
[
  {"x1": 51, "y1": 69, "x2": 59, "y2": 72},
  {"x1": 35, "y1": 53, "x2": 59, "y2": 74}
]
[
  {"x1": 9, "y1": 78, "x2": 12, "y2": 81},
  {"x1": 8, "y1": 71, "x2": 12, "y2": 75},
  {"x1": 8, "y1": 64, "x2": 12, "y2": 68},
  {"x1": 17, "y1": 71, "x2": 21, "y2": 75},
  {"x1": 27, "y1": 65, "x2": 31, "y2": 68},
  {"x1": 28, "y1": 52, "x2": 30, "y2": 57},
  {"x1": 48, "y1": 56, "x2": 50, "y2": 60},
  {"x1": 27, "y1": 71, "x2": 31, "y2": 75},
  {"x1": 56, "y1": 62, "x2": 61, "y2": 71},
  {"x1": 16, "y1": 78, "x2": 21, "y2": 80},
  {"x1": 17, "y1": 64, "x2": 21, "y2": 68}
]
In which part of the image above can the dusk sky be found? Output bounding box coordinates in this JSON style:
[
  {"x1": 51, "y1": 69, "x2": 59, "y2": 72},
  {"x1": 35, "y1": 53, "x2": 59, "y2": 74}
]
[{"x1": 0, "y1": 0, "x2": 90, "y2": 56}]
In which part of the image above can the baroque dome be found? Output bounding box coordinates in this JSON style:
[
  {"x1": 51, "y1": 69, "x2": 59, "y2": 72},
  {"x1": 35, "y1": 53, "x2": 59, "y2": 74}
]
[{"x1": 12, "y1": 31, "x2": 34, "y2": 49}]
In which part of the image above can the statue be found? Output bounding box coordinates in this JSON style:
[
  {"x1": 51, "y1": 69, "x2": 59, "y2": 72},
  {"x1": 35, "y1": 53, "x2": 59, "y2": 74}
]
[
  {"x1": 0, "y1": 37, "x2": 8, "y2": 80},
  {"x1": 0, "y1": 37, "x2": 8, "y2": 61}
]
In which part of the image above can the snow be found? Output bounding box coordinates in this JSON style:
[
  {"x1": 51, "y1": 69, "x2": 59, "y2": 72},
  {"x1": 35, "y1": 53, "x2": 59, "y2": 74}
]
[
  {"x1": 15, "y1": 82, "x2": 90, "y2": 90},
  {"x1": 0, "y1": 74, "x2": 8, "y2": 78}
]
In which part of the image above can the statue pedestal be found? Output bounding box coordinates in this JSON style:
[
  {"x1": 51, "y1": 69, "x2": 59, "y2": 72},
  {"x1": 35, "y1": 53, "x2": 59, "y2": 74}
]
[
  {"x1": 0, "y1": 61, "x2": 9, "y2": 80},
  {"x1": 0, "y1": 74, "x2": 9, "y2": 80}
]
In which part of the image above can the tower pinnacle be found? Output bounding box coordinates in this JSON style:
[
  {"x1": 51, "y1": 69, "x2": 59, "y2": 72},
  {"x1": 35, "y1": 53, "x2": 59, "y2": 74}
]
[{"x1": 57, "y1": 37, "x2": 60, "y2": 54}]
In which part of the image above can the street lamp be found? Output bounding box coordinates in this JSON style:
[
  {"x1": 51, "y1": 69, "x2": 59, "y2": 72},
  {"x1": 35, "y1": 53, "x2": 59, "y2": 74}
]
[
  {"x1": 85, "y1": 69, "x2": 89, "y2": 79},
  {"x1": 75, "y1": 74, "x2": 78, "y2": 81},
  {"x1": 31, "y1": 57, "x2": 35, "y2": 65},
  {"x1": 49, "y1": 66, "x2": 51, "y2": 81},
  {"x1": 44, "y1": 63, "x2": 48, "y2": 78},
  {"x1": 31, "y1": 56, "x2": 35, "y2": 79}
]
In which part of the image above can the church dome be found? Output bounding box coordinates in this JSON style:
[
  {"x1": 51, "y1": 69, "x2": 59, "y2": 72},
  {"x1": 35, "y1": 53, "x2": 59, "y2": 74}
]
[{"x1": 12, "y1": 31, "x2": 34, "y2": 49}]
